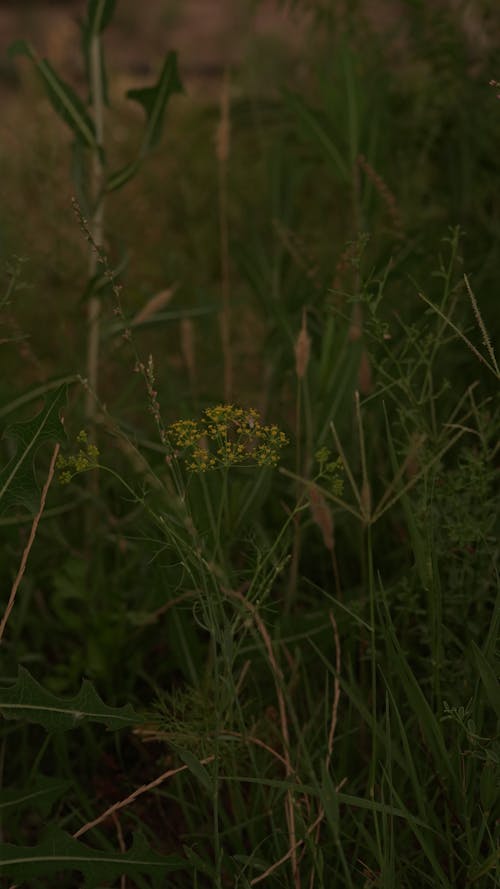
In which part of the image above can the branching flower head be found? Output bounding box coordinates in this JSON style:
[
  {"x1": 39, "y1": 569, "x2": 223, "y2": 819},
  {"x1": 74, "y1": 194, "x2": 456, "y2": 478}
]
[
  {"x1": 167, "y1": 404, "x2": 288, "y2": 472},
  {"x1": 56, "y1": 430, "x2": 100, "y2": 484}
]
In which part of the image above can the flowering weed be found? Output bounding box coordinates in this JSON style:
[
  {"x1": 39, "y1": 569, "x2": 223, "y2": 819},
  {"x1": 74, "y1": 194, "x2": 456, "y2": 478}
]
[
  {"x1": 167, "y1": 404, "x2": 288, "y2": 472},
  {"x1": 56, "y1": 430, "x2": 100, "y2": 484}
]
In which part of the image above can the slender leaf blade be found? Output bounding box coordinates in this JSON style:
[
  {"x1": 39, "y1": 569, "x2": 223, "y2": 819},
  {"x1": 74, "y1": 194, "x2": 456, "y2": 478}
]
[
  {"x1": 471, "y1": 641, "x2": 500, "y2": 721},
  {"x1": 127, "y1": 51, "x2": 183, "y2": 154},
  {"x1": 9, "y1": 40, "x2": 97, "y2": 149},
  {"x1": 87, "y1": 0, "x2": 117, "y2": 34},
  {"x1": 284, "y1": 89, "x2": 349, "y2": 182},
  {"x1": 176, "y1": 747, "x2": 212, "y2": 792},
  {"x1": 105, "y1": 158, "x2": 141, "y2": 193}
]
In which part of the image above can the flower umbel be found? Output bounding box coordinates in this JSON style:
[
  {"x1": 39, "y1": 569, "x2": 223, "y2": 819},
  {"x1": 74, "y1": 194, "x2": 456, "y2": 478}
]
[
  {"x1": 56, "y1": 430, "x2": 100, "y2": 484},
  {"x1": 167, "y1": 405, "x2": 288, "y2": 472}
]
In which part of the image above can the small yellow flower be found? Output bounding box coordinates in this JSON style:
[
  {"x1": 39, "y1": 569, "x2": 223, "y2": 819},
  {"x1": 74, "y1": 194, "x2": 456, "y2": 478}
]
[
  {"x1": 166, "y1": 404, "x2": 288, "y2": 473},
  {"x1": 57, "y1": 431, "x2": 100, "y2": 484}
]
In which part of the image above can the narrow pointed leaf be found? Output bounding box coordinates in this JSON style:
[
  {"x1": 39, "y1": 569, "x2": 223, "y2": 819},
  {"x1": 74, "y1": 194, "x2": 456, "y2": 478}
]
[
  {"x1": 176, "y1": 747, "x2": 212, "y2": 792},
  {"x1": 127, "y1": 51, "x2": 183, "y2": 154},
  {"x1": 284, "y1": 89, "x2": 349, "y2": 182},
  {"x1": 106, "y1": 157, "x2": 141, "y2": 192},
  {"x1": 0, "y1": 775, "x2": 70, "y2": 817},
  {"x1": 0, "y1": 384, "x2": 66, "y2": 513},
  {"x1": 0, "y1": 667, "x2": 141, "y2": 732},
  {"x1": 0, "y1": 826, "x2": 189, "y2": 888},
  {"x1": 471, "y1": 641, "x2": 500, "y2": 721},
  {"x1": 87, "y1": 0, "x2": 117, "y2": 34},
  {"x1": 378, "y1": 592, "x2": 455, "y2": 781},
  {"x1": 9, "y1": 40, "x2": 97, "y2": 149}
]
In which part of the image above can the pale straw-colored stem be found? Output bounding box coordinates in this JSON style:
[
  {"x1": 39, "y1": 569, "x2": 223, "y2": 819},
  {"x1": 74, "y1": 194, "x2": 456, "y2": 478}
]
[
  {"x1": 0, "y1": 443, "x2": 60, "y2": 643},
  {"x1": 226, "y1": 586, "x2": 300, "y2": 887},
  {"x1": 74, "y1": 756, "x2": 215, "y2": 839}
]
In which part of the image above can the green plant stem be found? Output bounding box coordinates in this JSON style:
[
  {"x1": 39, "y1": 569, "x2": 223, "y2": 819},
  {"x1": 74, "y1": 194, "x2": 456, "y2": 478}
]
[
  {"x1": 366, "y1": 521, "x2": 377, "y2": 798},
  {"x1": 85, "y1": 32, "x2": 105, "y2": 424}
]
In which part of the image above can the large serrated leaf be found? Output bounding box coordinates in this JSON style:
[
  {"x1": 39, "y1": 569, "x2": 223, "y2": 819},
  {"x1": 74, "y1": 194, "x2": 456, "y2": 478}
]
[
  {"x1": 0, "y1": 384, "x2": 66, "y2": 514},
  {"x1": 0, "y1": 826, "x2": 189, "y2": 888},
  {"x1": 127, "y1": 51, "x2": 183, "y2": 154},
  {"x1": 0, "y1": 667, "x2": 141, "y2": 732},
  {"x1": 9, "y1": 40, "x2": 98, "y2": 150}
]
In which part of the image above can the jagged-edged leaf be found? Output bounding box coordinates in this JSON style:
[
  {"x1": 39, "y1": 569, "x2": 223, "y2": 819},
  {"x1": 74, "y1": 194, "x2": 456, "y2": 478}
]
[
  {"x1": 0, "y1": 384, "x2": 66, "y2": 513},
  {"x1": 127, "y1": 51, "x2": 183, "y2": 154},
  {"x1": 0, "y1": 775, "x2": 70, "y2": 817},
  {"x1": 9, "y1": 40, "x2": 97, "y2": 150},
  {"x1": 87, "y1": 0, "x2": 117, "y2": 34},
  {"x1": 0, "y1": 667, "x2": 141, "y2": 732},
  {"x1": 0, "y1": 826, "x2": 189, "y2": 888}
]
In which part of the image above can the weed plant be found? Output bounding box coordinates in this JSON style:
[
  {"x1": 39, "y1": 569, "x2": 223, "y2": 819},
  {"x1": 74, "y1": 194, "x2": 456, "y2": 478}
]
[{"x1": 0, "y1": 1, "x2": 499, "y2": 887}]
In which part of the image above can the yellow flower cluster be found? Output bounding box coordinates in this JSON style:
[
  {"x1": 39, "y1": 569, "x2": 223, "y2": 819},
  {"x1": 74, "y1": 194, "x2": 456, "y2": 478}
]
[
  {"x1": 167, "y1": 405, "x2": 288, "y2": 472},
  {"x1": 56, "y1": 430, "x2": 100, "y2": 485}
]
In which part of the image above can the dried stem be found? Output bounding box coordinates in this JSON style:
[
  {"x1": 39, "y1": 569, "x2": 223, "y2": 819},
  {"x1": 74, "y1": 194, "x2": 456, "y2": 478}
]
[
  {"x1": 74, "y1": 756, "x2": 215, "y2": 839},
  {"x1": 0, "y1": 443, "x2": 60, "y2": 643},
  {"x1": 226, "y1": 586, "x2": 300, "y2": 888}
]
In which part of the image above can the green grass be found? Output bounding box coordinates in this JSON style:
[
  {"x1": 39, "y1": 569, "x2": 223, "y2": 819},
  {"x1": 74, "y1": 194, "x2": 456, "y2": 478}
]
[{"x1": 0, "y1": 1, "x2": 499, "y2": 887}]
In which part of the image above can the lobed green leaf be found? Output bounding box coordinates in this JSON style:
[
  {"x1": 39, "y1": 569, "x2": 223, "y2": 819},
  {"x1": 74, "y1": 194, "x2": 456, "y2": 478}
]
[
  {"x1": 0, "y1": 826, "x2": 189, "y2": 888},
  {"x1": 0, "y1": 666, "x2": 141, "y2": 732}
]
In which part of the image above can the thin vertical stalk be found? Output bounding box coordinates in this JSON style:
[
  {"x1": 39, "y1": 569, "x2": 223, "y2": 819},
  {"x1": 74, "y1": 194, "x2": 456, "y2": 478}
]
[
  {"x1": 85, "y1": 32, "x2": 105, "y2": 423},
  {"x1": 216, "y1": 70, "x2": 232, "y2": 402}
]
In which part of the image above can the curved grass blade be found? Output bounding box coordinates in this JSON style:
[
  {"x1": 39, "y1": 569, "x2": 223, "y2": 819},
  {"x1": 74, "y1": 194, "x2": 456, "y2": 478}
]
[{"x1": 284, "y1": 89, "x2": 349, "y2": 182}]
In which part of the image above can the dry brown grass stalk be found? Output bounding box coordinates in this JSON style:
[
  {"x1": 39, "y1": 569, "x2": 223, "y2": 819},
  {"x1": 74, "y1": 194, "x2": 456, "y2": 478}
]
[
  {"x1": 227, "y1": 586, "x2": 300, "y2": 888},
  {"x1": 131, "y1": 286, "x2": 177, "y2": 326},
  {"x1": 73, "y1": 756, "x2": 216, "y2": 840},
  {"x1": 357, "y1": 152, "x2": 404, "y2": 238},
  {"x1": 308, "y1": 483, "x2": 333, "y2": 551},
  {"x1": 0, "y1": 442, "x2": 60, "y2": 644},
  {"x1": 295, "y1": 308, "x2": 311, "y2": 380},
  {"x1": 180, "y1": 317, "x2": 197, "y2": 389}
]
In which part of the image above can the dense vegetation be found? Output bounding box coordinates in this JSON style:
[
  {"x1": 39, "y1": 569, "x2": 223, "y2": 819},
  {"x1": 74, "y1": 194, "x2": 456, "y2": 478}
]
[{"x1": 0, "y1": 1, "x2": 498, "y2": 886}]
